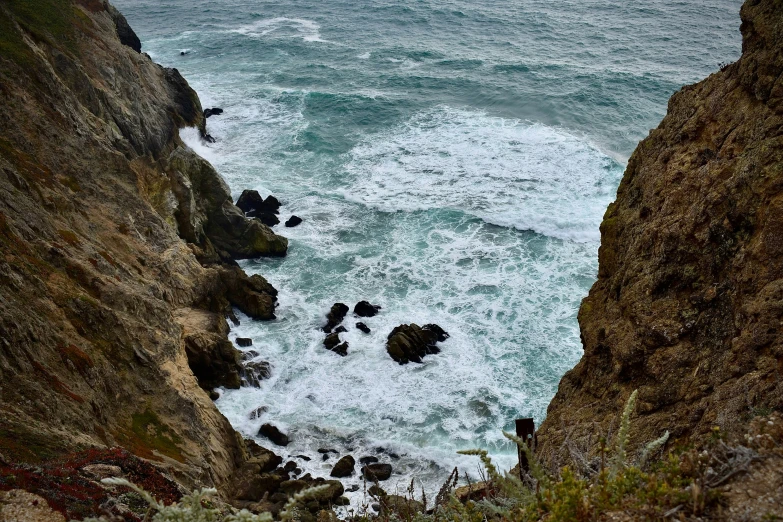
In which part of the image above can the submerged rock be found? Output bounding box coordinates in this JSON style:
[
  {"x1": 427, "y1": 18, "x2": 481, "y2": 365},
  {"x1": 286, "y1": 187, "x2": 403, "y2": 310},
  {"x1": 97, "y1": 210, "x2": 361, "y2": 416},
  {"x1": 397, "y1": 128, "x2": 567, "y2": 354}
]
[
  {"x1": 354, "y1": 301, "x2": 381, "y2": 317},
  {"x1": 236, "y1": 337, "x2": 253, "y2": 347},
  {"x1": 386, "y1": 323, "x2": 448, "y2": 364},
  {"x1": 359, "y1": 456, "x2": 379, "y2": 465},
  {"x1": 323, "y1": 303, "x2": 349, "y2": 333},
  {"x1": 330, "y1": 455, "x2": 355, "y2": 477},
  {"x1": 285, "y1": 215, "x2": 303, "y2": 227},
  {"x1": 258, "y1": 423, "x2": 290, "y2": 446}
]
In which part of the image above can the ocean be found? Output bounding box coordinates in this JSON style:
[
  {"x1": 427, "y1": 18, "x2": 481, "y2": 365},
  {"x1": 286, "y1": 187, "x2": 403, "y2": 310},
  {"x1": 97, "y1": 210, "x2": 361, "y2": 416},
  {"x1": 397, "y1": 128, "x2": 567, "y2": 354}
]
[{"x1": 114, "y1": 0, "x2": 742, "y2": 503}]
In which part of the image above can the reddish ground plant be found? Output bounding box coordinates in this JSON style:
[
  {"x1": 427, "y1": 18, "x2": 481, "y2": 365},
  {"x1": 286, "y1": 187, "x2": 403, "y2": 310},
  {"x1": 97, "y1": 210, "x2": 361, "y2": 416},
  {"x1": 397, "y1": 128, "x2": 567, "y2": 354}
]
[{"x1": 0, "y1": 446, "x2": 182, "y2": 521}]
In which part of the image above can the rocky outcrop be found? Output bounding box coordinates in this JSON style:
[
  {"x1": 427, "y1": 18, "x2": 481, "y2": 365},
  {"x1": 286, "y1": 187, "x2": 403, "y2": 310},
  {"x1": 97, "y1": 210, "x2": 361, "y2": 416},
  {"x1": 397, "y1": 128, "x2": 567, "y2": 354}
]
[
  {"x1": 330, "y1": 455, "x2": 355, "y2": 477},
  {"x1": 386, "y1": 323, "x2": 449, "y2": 364},
  {"x1": 362, "y1": 463, "x2": 393, "y2": 481},
  {"x1": 0, "y1": 0, "x2": 285, "y2": 498},
  {"x1": 322, "y1": 303, "x2": 349, "y2": 333},
  {"x1": 537, "y1": 0, "x2": 783, "y2": 467}
]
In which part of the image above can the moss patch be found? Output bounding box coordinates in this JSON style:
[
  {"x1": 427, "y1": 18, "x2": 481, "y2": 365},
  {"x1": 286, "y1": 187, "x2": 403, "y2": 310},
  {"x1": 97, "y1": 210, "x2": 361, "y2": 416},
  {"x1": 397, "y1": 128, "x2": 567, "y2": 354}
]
[{"x1": 115, "y1": 409, "x2": 186, "y2": 464}]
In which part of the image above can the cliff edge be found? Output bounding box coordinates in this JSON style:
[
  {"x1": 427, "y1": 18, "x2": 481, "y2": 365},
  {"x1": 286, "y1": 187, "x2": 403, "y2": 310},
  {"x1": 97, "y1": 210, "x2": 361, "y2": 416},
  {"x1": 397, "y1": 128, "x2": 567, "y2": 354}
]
[
  {"x1": 538, "y1": 0, "x2": 783, "y2": 466},
  {"x1": 0, "y1": 0, "x2": 286, "y2": 493}
]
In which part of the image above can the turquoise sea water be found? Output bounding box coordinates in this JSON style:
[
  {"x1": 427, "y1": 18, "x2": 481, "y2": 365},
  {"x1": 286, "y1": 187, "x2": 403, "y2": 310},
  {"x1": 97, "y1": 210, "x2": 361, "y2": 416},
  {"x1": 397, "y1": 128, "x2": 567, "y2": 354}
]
[{"x1": 116, "y1": 0, "x2": 742, "y2": 500}]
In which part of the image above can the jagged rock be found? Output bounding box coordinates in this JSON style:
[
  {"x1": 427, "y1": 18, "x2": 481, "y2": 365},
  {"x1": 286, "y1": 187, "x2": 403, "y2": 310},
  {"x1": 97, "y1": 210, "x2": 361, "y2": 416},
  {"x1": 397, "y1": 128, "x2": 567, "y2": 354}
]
[
  {"x1": 330, "y1": 455, "x2": 355, "y2": 477},
  {"x1": 354, "y1": 301, "x2": 381, "y2": 317},
  {"x1": 423, "y1": 323, "x2": 450, "y2": 342},
  {"x1": 258, "y1": 424, "x2": 290, "y2": 446},
  {"x1": 245, "y1": 439, "x2": 283, "y2": 472},
  {"x1": 263, "y1": 196, "x2": 281, "y2": 214},
  {"x1": 356, "y1": 322, "x2": 371, "y2": 334},
  {"x1": 386, "y1": 323, "x2": 447, "y2": 364},
  {"x1": 204, "y1": 107, "x2": 224, "y2": 118},
  {"x1": 242, "y1": 350, "x2": 260, "y2": 361},
  {"x1": 176, "y1": 309, "x2": 242, "y2": 390},
  {"x1": 248, "y1": 212, "x2": 280, "y2": 228},
  {"x1": 324, "y1": 333, "x2": 349, "y2": 356},
  {"x1": 236, "y1": 338, "x2": 253, "y2": 347},
  {"x1": 221, "y1": 266, "x2": 278, "y2": 320},
  {"x1": 323, "y1": 303, "x2": 349, "y2": 332},
  {"x1": 359, "y1": 456, "x2": 378, "y2": 465},
  {"x1": 241, "y1": 360, "x2": 271, "y2": 387},
  {"x1": 324, "y1": 333, "x2": 341, "y2": 350},
  {"x1": 362, "y1": 463, "x2": 392, "y2": 481},
  {"x1": 236, "y1": 190, "x2": 281, "y2": 216},
  {"x1": 236, "y1": 190, "x2": 266, "y2": 214},
  {"x1": 285, "y1": 215, "x2": 303, "y2": 227},
  {"x1": 106, "y1": 3, "x2": 141, "y2": 52}
]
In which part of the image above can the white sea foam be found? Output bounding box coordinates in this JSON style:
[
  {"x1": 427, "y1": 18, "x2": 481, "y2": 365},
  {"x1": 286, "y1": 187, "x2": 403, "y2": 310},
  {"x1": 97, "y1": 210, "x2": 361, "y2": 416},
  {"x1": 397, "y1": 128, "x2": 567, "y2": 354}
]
[
  {"x1": 342, "y1": 106, "x2": 623, "y2": 243},
  {"x1": 358, "y1": 51, "x2": 371, "y2": 60},
  {"x1": 180, "y1": 126, "x2": 218, "y2": 164},
  {"x1": 232, "y1": 17, "x2": 333, "y2": 44}
]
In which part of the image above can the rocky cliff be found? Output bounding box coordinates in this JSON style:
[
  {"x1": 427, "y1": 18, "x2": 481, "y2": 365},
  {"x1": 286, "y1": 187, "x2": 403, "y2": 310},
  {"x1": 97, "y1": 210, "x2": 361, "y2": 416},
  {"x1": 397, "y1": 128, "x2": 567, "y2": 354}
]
[
  {"x1": 538, "y1": 0, "x2": 783, "y2": 466},
  {"x1": 0, "y1": 0, "x2": 286, "y2": 493}
]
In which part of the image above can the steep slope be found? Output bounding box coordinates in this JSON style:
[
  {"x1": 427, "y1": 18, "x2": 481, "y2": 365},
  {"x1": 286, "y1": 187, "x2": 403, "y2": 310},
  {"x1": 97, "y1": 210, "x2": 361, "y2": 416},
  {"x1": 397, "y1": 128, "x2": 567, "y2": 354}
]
[
  {"x1": 0, "y1": 0, "x2": 285, "y2": 492},
  {"x1": 538, "y1": 0, "x2": 783, "y2": 466}
]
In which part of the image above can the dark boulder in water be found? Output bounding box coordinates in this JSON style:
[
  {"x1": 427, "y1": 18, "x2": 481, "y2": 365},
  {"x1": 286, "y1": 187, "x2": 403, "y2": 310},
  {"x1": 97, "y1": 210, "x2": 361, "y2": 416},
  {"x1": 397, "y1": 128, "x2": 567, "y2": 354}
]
[
  {"x1": 285, "y1": 215, "x2": 303, "y2": 227},
  {"x1": 323, "y1": 303, "x2": 349, "y2": 332},
  {"x1": 359, "y1": 456, "x2": 379, "y2": 465},
  {"x1": 258, "y1": 423, "x2": 290, "y2": 446},
  {"x1": 362, "y1": 463, "x2": 393, "y2": 481},
  {"x1": 423, "y1": 323, "x2": 450, "y2": 342},
  {"x1": 354, "y1": 301, "x2": 381, "y2": 317},
  {"x1": 248, "y1": 211, "x2": 280, "y2": 228},
  {"x1": 236, "y1": 190, "x2": 265, "y2": 214},
  {"x1": 204, "y1": 107, "x2": 224, "y2": 118},
  {"x1": 236, "y1": 190, "x2": 281, "y2": 215},
  {"x1": 324, "y1": 333, "x2": 349, "y2": 356},
  {"x1": 330, "y1": 455, "x2": 355, "y2": 477},
  {"x1": 263, "y1": 195, "x2": 281, "y2": 214},
  {"x1": 356, "y1": 322, "x2": 371, "y2": 334},
  {"x1": 334, "y1": 325, "x2": 348, "y2": 334},
  {"x1": 386, "y1": 323, "x2": 448, "y2": 364},
  {"x1": 236, "y1": 337, "x2": 253, "y2": 347}
]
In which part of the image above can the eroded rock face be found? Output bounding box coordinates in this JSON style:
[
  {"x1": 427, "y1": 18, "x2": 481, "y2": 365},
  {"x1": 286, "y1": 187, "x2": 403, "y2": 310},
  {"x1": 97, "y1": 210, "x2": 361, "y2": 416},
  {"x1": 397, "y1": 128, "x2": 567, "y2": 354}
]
[
  {"x1": 0, "y1": 0, "x2": 283, "y2": 497},
  {"x1": 537, "y1": 0, "x2": 783, "y2": 467}
]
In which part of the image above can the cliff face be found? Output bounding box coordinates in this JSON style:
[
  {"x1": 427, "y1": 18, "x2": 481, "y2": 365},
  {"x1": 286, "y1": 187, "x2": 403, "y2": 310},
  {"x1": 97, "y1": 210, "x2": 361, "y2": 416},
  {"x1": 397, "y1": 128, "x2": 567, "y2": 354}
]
[
  {"x1": 0, "y1": 0, "x2": 285, "y2": 491},
  {"x1": 538, "y1": 0, "x2": 783, "y2": 465}
]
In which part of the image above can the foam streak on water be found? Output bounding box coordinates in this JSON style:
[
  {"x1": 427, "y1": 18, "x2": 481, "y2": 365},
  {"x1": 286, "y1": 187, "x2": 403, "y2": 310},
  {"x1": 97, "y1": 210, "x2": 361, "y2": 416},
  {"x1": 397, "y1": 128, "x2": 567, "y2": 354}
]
[{"x1": 114, "y1": 0, "x2": 743, "y2": 503}]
